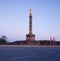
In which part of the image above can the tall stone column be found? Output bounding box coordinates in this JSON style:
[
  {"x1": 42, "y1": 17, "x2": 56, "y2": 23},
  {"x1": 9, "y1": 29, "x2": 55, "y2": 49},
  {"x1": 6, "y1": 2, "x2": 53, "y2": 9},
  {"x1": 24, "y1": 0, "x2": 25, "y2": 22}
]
[
  {"x1": 26, "y1": 9, "x2": 35, "y2": 44},
  {"x1": 29, "y1": 9, "x2": 32, "y2": 34}
]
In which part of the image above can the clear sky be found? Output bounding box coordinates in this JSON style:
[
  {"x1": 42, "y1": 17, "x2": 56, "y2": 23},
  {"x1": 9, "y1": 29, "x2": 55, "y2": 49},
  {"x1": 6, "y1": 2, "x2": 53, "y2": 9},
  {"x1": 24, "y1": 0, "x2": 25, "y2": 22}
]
[{"x1": 0, "y1": 0, "x2": 60, "y2": 42}]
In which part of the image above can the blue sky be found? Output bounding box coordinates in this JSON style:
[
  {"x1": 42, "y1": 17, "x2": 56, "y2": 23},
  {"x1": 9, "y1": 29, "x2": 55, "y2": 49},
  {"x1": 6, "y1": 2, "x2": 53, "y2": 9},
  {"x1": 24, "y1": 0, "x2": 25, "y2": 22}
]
[{"x1": 0, "y1": 0, "x2": 60, "y2": 42}]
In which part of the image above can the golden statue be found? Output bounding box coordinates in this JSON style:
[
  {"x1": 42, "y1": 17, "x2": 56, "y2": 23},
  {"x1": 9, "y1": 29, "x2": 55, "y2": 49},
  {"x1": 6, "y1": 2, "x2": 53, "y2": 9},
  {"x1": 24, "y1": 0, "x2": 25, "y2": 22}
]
[{"x1": 29, "y1": 9, "x2": 32, "y2": 16}]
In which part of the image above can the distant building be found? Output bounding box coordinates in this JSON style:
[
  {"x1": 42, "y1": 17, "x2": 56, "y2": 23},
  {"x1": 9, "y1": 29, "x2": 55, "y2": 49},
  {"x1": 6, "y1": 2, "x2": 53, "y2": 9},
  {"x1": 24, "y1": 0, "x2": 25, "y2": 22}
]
[{"x1": 50, "y1": 36, "x2": 56, "y2": 45}]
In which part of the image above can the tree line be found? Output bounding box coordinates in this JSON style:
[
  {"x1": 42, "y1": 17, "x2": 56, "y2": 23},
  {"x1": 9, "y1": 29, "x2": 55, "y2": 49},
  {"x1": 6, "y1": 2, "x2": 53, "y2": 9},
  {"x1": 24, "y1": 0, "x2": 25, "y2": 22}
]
[{"x1": 0, "y1": 35, "x2": 60, "y2": 45}]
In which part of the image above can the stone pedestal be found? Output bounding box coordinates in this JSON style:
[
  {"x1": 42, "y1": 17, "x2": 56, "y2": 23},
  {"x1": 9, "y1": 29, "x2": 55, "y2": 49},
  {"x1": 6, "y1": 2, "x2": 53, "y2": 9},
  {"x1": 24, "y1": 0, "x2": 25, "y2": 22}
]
[{"x1": 26, "y1": 34, "x2": 35, "y2": 44}]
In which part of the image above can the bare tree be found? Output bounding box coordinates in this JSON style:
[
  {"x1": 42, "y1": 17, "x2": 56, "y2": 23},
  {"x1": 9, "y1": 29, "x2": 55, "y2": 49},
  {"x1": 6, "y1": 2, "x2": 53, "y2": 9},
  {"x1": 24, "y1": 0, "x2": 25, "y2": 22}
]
[
  {"x1": 1, "y1": 35, "x2": 7, "y2": 41},
  {"x1": 0, "y1": 35, "x2": 7, "y2": 44}
]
